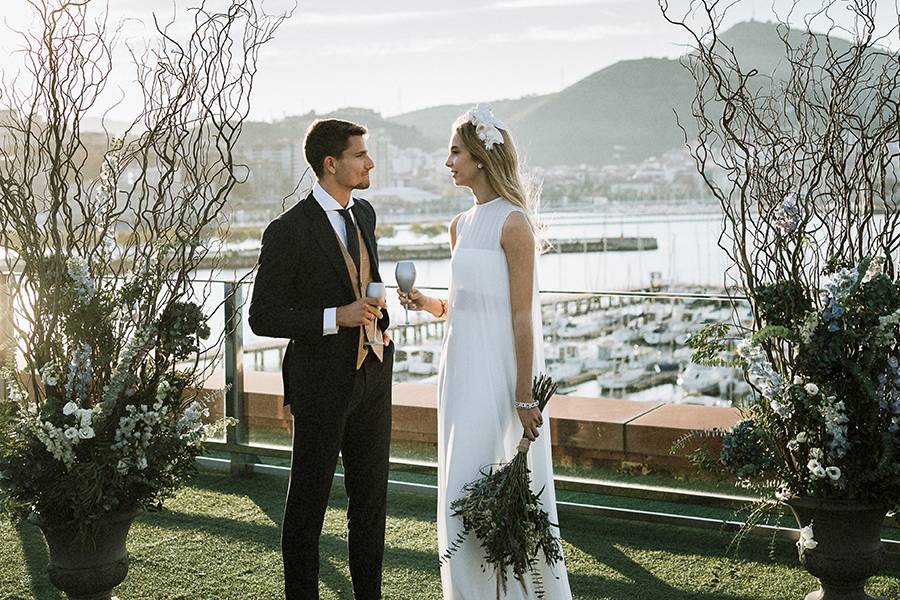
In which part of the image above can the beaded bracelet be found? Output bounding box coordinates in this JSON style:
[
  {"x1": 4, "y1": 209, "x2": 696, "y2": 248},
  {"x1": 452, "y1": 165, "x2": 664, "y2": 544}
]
[{"x1": 514, "y1": 401, "x2": 539, "y2": 409}]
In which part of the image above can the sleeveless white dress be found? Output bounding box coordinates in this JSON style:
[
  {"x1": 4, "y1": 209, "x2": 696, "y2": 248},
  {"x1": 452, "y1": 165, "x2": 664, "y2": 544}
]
[{"x1": 436, "y1": 198, "x2": 572, "y2": 599}]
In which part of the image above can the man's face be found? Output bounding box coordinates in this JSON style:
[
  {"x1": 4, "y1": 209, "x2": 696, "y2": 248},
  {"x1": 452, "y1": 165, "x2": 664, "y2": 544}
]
[{"x1": 333, "y1": 135, "x2": 375, "y2": 190}]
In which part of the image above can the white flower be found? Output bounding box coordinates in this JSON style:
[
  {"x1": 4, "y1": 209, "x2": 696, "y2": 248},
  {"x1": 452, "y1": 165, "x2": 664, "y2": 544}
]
[
  {"x1": 821, "y1": 397, "x2": 850, "y2": 458},
  {"x1": 807, "y1": 459, "x2": 826, "y2": 478},
  {"x1": 863, "y1": 256, "x2": 885, "y2": 283},
  {"x1": 738, "y1": 338, "x2": 786, "y2": 399},
  {"x1": 137, "y1": 456, "x2": 148, "y2": 470},
  {"x1": 66, "y1": 256, "x2": 96, "y2": 303},
  {"x1": 798, "y1": 525, "x2": 818, "y2": 550},
  {"x1": 63, "y1": 427, "x2": 80, "y2": 441},
  {"x1": 63, "y1": 402, "x2": 79, "y2": 416},
  {"x1": 809, "y1": 447, "x2": 824, "y2": 460},
  {"x1": 77, "y1": 408, "x2": 94, "y2": 428},
  {"x1": 466, "y1": 104, "x2": 506, "y2": 150},
  {"x1": 116, "y1": 460, "x2": 129, "y2": 474},
  {"x1": 787, "y1": 439, "x2": 799, "y2": 452},
  {"x1": 825, "y1": 466, "x2": 841, "y2": 480},
  {"x1": 770, "y1": 399, "x2": 792, "y2": 417},
  {"x1": 774, "y1": 192, "x2": 801, "y2": 234},
  {"x1": 156, "y1": 379, "x2": 172, "y2": 402},
  {"x1": 78, "y1": 426, "x2": 95, "y2": 440},
  {"x1": 793, "y1": 375, "x2": 803, "y2": 385},
  {"x1": 805, "y1": 383, "x2": 819, "y2": 395},
  {"x1": 796, "y1": 432, "x2": 808, "y2": 443}
]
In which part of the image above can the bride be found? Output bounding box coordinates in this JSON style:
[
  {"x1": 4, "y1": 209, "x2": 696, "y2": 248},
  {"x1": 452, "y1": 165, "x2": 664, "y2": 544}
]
[{"x1": 399, "y1": 105, "x2": 572, "y2": 599}]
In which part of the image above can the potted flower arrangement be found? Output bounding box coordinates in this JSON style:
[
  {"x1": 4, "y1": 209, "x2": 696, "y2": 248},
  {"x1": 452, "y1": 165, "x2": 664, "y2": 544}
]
[
  {"x1": 0, "y1": 2, "x2": 283, "y2": 598},
  {"x1": 0, "y1": 256, "x2": 223, "y2": 598},
  {"x1": 660, "y1": 1, "x2": 900, "y2": 598}
]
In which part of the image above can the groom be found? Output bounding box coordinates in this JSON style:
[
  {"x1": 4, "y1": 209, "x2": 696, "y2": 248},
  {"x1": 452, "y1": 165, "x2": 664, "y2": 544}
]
[{"x1": 248, "y1": 119, "x2": 393, "y2": 600}]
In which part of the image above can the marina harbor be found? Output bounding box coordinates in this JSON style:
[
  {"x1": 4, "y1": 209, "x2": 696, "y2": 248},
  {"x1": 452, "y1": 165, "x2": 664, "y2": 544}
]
[{"x1": 224, "y1": 285, "x2": 751, "y2": 409}]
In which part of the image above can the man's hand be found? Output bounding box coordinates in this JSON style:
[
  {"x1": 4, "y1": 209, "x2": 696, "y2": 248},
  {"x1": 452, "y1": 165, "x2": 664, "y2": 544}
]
[
  {"x1": 336, "y1": 297, "x2": 384, "y2": 328},
  {"x1": 382, "y1": 330, "x2": 392, "y2": 347}
]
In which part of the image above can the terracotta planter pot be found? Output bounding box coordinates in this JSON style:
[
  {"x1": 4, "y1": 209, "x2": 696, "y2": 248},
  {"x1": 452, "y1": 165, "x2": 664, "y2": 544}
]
[
  {"x1": 787, "y1": 496, "x2": 889, "y2": 600},
  {"x1": 28, "y1": 507, "x2": 141, "y2": 600}
]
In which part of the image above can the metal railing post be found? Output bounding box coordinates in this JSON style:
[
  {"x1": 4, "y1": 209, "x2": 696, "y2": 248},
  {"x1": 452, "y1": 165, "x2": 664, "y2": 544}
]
[{"x1": 224, "y1": 281, "x2": 250, "y2": 477}]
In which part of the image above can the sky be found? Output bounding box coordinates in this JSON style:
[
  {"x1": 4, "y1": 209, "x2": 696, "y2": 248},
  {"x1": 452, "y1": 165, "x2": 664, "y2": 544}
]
[{"x1": 0, "y1": 0, "x2": 897, "y2": 121}]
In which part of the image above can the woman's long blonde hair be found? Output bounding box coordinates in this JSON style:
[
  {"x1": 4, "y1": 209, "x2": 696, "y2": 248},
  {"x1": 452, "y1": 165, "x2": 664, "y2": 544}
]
[{"x1": 453, "y1": 114, "x2": 543, "y2": 242}]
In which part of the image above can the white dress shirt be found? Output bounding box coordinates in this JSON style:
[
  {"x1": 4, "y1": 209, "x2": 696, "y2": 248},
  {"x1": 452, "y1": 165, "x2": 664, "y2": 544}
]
[{"x1": 313, "y1": 182, "x2": 357, "y2": 336}]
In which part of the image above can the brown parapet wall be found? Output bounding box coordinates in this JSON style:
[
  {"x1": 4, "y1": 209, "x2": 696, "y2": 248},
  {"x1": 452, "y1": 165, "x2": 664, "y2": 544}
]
[
  {"x1": 203, "y1": 371, "x2": 742, "y2": 473},
  {"x1": 625, "y1": 403, "x2": 741, "y2": 471}
]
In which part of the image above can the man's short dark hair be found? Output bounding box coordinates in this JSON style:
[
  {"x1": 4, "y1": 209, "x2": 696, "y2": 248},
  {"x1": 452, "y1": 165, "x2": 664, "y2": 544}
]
[{"x1": 304, "y1": 119, "x2": 368, "y2": 177}]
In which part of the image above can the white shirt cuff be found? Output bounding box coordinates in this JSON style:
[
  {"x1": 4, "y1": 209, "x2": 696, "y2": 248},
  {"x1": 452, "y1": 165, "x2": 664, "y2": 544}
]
[{"x1": 323, "y1": 307, "x2": 338, "y2": 335}]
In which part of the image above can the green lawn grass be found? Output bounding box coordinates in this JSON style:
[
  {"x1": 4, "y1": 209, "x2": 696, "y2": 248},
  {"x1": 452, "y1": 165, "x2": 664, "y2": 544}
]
[{"x1": 3, "y1": 470, "x2": 900, "y2": 600}]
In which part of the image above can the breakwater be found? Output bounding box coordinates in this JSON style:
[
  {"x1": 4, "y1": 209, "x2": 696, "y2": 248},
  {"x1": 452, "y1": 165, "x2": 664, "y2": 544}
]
[{"x1": 215, "y1": 236, "x2": 658, "y2": 268}]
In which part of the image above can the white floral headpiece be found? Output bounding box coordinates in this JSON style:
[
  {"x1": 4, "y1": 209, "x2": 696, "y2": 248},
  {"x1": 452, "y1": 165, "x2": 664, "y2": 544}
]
[{"x1": 465, "y1": 104, "x2": 505, "y2": 150}]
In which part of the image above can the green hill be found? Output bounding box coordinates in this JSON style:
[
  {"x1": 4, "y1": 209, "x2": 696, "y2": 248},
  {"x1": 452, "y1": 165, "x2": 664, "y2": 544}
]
[
  {"x1": 239, "y1": 107, "x2": 433, "y2": 150},
  {"x1": 387, "y1": 20, "x2": 862, "y2": 166},
  {"x1": 237, "y1": 21, "x2": 870, "y2": 167}
]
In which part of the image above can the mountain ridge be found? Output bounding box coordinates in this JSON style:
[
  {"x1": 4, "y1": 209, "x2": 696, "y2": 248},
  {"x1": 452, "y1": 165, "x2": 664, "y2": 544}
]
[
  {"x1": 232, "y1": 20, "x2": 866, "y2": 167},
  {"x1": 387, "y1": 20, "x2": 860, "y2": 165}
]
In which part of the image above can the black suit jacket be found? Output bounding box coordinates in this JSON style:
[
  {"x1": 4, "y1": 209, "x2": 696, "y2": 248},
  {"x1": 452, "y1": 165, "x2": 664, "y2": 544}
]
[{"x1": 248, "y1": 192, "x2": 390, "y2": 409}]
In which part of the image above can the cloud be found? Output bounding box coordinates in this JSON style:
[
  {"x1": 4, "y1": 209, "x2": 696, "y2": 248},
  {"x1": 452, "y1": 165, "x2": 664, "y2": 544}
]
[
  {"x1": 517, "y1": 23, "x2": 650, "y2": 41},
  {"x1": 487, "y1": 0, "x2": 621, "y2": 8},
  {"x1": 288, "y1": 1, "x2": 620, "y2": 29},
  {"x1": 314, "y1": 23, "x2": 647, "y2": 57},
  {"x1": 291, "y1": 9, "x2": 452, "y2": 27}
]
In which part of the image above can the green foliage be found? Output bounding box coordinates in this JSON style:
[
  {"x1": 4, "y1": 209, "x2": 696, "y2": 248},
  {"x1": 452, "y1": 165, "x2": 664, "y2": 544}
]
[
  {"x1": 720, "y1": 420, "x2": 777, "y2": 478},
  {"x1": 375, "y1": 223, "x2": 396, "y2": 239},
  {"x1": 157, "y1": 301, "x2": 211, "y2": 360},
  {"x1": 687, "y1": 323, "x2": 738, "y2": 367},
  {"x1": 751, "y1": 325, "x2": 796, "y2": 344},
  {"x1": 753, "y1": 281, "x2": 810, "y2": 328},
  {"x1": 410, "y1": 222, "x2": 446, "y2": 238}
]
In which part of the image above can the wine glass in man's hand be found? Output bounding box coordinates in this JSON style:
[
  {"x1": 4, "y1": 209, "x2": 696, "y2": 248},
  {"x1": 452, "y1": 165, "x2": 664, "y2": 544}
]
[
  {"x1": 395, "y1": 261, "x2": 417, "y2": 325},
  {"x1": 364, "y1": 282, "x2": 386, "y2": 346}
]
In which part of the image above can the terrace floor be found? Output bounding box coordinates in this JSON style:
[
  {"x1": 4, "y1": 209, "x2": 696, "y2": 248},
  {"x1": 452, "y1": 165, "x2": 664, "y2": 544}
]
[{"x1": 3, "y1": 469, "x2": 900, "y2": 600}]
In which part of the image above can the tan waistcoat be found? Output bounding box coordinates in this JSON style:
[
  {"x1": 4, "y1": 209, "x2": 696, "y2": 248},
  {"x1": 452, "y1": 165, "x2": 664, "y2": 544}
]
[{"x1": 334, "y1": 225, "x2": 384, "y2": 369}]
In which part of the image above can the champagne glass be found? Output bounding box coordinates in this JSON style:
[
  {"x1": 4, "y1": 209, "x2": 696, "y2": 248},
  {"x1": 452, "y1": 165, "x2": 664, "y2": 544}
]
[
  {"x1": 395, "y1": 261, "x2": 417, "y2": 325},
  {"x1": 364, "y1": 282, "x2": 386, "y2": 346}
]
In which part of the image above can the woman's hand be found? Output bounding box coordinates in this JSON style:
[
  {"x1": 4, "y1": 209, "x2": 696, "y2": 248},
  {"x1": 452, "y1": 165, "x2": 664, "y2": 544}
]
[
  {"x1": 398, "y1": 287, "x2": 429, "y2": 311},
  {"x1": 517, "y1": 406, "x2": 543, "y2": 442}
]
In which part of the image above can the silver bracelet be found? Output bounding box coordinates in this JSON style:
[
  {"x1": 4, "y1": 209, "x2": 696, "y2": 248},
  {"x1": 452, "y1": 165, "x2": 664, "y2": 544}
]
[{"x1": 515, "y1": 401, "x2": 539, "y2": 409}]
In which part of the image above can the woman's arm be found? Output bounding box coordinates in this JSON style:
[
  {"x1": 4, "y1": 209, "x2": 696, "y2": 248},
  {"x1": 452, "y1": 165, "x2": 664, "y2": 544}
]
[
  {"x1": 500, "y1": 211, "x2": 542, "y2": 441},
  {"x1": 397, "y1": 213, "x2": 463, "y2": 320}
]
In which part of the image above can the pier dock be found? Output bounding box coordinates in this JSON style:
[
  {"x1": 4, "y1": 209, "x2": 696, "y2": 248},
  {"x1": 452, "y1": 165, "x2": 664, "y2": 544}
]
[{"x1": 377, "y1": 236, "x2": 657, "y2": 261}]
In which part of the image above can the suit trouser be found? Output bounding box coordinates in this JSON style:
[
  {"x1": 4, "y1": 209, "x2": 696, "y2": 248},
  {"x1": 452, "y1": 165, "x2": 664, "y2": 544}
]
[{"x1": 282, "y1": 347, "x2": 393, "y2": 600}]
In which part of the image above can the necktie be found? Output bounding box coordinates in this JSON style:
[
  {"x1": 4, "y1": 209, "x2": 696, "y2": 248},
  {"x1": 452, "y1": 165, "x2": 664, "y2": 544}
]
[{"x1": 338, "y1": 208, "x2": 361, "y2": 275}]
